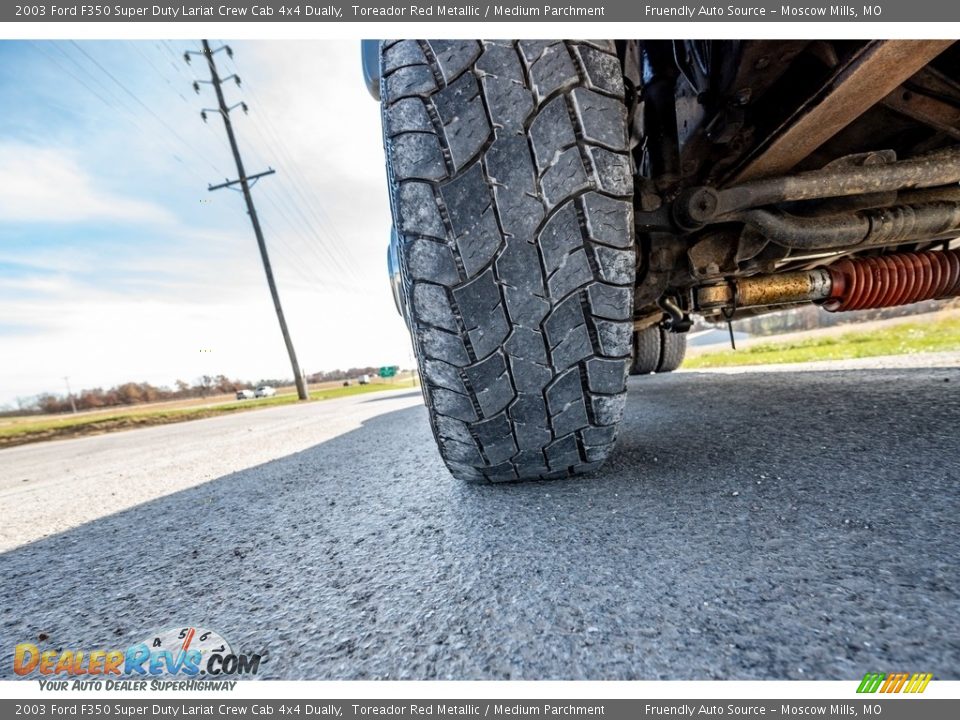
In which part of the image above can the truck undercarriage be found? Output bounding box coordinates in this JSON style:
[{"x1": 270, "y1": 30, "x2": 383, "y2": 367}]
[{"x1": 626, "y1": 39, "x2": 960, "y2": 330}]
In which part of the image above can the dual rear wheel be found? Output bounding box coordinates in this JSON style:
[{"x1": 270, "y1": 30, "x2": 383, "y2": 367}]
[{"x1": 630, "y1": 326, "x2": 688, "y2": 375}]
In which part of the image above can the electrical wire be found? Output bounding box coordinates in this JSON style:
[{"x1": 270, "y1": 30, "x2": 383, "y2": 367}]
[
  {"x1": 42, "y1": 41, "x2": 220, "y2": 190},
  {"x1": 171, "y1": 41, "x2": 362, "y2": 294},
  {"x1": 220, "y1": 47, "x2": 367, "y2": 286},
  {"x1": 67, "y1": 40, "x2": 226, "y2": 178},
  {"x1": 41, "y1": 39, "x2": 365, "y2": 298}
]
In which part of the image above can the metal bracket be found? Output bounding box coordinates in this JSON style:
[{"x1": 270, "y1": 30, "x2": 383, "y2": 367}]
[{"x1": 208, "y1": 168, "x2": 276, "y2": 192}]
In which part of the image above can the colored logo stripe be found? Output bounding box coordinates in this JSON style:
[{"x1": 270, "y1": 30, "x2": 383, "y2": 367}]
[
  {"x1": 881, "y1": 673, "x2": 907, "y2": 693},
  {"x1": 905, "y1": 673, "x2": 933, "y2": 693},
  {"x1": 857, "y1": 673, "x2": 885, "y2": 693},
  {"x1": 857, "y1": 672, "x2": 931, "y2": 693}
]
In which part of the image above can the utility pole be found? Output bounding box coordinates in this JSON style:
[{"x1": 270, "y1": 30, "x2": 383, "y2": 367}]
[
  {"x1": 63, "y1": 376, "x2": 78, "y2": 414},
  {"x1": 187, "y1": 39, "x2": 308, "y2": 401}
]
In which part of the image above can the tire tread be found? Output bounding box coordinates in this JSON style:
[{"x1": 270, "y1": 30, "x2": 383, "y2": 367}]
[{"x1": 383, "y1": 40, "x2": 634, "y2": 481}]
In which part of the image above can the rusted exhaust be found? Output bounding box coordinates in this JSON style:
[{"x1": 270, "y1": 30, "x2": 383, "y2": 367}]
[{"x1": 696, "y1": 248, "x2": 960, "y2": 313}]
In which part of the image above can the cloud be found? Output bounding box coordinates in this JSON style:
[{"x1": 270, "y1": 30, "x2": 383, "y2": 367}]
[
  {"x1": 1, "y1": 41, "x2": 414, "y2": 404},
  {"x1": 0, "y1": 142, "x2": 173, "y2": 224}
]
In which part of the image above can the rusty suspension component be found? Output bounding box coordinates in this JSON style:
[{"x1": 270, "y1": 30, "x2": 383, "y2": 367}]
[
  {"x1": 734, "y1": 201, "x2": 960, "y2": 250},
  {"x1": 674, "y1": 145, "x2": 960, "y2": 231},
  {"x1": 697, "y1": 269, "x2": 833, "y2": 309},
  {"x1": 696, "y1": 248, "x2": 960, "y2": 313}
]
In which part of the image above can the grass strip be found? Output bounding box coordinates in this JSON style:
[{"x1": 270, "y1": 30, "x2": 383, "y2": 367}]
[{"x1": 685, "y1": 316, "x2": 960, "y2": 369}]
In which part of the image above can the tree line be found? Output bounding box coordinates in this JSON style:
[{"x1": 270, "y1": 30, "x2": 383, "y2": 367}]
[{"x1": 9, "y1": 366, "x2": 391, "y2": 416}]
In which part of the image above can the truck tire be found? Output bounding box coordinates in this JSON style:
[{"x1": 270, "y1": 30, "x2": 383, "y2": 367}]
[
  {"x1": 381, "y1": 40, "x2": 635, "y2": 482},
  {"x1": 657, "y1": 330, "x2": 687, "y2": 373},
  {"x1": 631, "y1": 326, "x2": 661, "y2": 375}
]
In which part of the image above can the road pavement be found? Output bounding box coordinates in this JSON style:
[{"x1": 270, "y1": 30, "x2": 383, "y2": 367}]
[{"x1": 1, "y1": 358, "x2": 958, "y2": 680}]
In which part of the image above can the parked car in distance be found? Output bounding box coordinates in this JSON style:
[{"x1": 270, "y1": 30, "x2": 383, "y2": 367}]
[
  {"x1": 236, "y1": 389, "x2": 255, "y2": 400},
  {"x1": 254, "y1": 385, "x2": 276, "y2": 398}
]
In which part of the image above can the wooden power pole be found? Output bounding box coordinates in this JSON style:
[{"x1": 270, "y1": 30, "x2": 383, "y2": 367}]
[{"x1": 188, "y1": 39, "x2": 308, "y2": 401}]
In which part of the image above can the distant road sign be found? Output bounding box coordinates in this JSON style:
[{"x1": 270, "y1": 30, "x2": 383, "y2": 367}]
[{"x1": 379, "y1": 366, "x2": 399, "y2": 378}]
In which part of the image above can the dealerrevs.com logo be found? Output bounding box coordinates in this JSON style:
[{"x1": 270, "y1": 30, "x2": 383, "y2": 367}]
[{"x1": 14, "y1": 626, "x2": 264, "y2": 684}]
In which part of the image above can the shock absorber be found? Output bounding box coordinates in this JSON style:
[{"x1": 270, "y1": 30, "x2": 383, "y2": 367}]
[{"x1": 696, "y1": 248, "x2": 960, "y2": 314}]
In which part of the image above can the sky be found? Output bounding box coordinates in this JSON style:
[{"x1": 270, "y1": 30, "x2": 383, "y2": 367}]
[{"x1": 0, "y1": 39, "x2": 412, "y2": 407}]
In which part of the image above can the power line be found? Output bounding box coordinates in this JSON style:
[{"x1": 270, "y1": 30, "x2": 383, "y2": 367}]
[
  {"x1": 220, "y1": 50, "x2": 365, "y2": 286},
  {"x1": 47, "y1": 41, "x2": 361, "y2": 299},
  {"x1": 255, "y1": 187, "x2": 361, "y2": 291},
  {"x1": 32, "y1": 41, "x2": 338, "y2": 299},
  {"x1": 240, "y1": 104, "x2": 362, "y2": 284},
  {"x1": 161, "y1": 40, "x2": 357, "y2": 285},
  {"x1": 68, "y1": 40, "x2": 226, "y2": 178},
  {"x1": 156, "y1": 41, "x2": 355, "y2": 292},
  {"x1": 239, "y1": 135, "x2": 358, "y2": 281},
  {"x1": 31, "y1": 42, "x2": 113, "y2": 107},
  {"x1": 39, "y1": 42, "x2": 220, "y2": 189},
  {"x1": 127, "y1": 40, "x2": 238, "y2": 163}
]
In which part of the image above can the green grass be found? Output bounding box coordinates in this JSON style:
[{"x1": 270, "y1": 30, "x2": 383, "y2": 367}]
[
  {"x1": 685, "y1": 315, "x2": 960, "y2": 369},
  {"x1": 0, "y1": 381, "x2": 418, "y2": 448}
]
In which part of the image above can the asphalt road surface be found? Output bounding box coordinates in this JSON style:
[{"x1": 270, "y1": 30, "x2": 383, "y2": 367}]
[{"x1": 1, "y1": 357, "x2": 958, "y2": 680}]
